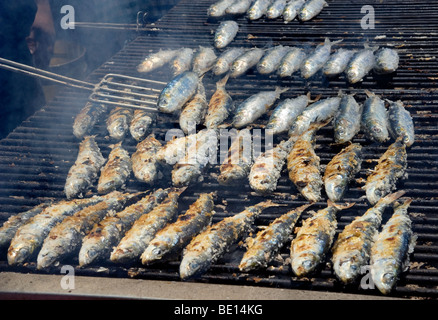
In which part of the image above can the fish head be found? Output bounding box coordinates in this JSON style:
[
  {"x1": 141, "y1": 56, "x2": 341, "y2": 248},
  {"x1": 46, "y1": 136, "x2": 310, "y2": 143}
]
[
  {"x1": 371, "y1": 261, "x2": 398, "y2": 295},
  {"x1": 346, "y1": 67, "x2": 361, "y2": 83},
  {"x1": 291, "y1": 254, "x2": 320, "y2": 277},
  {"x1": 325, "y1": 175, "x2": 346, "y2": 202},
  {"x1": 334, "y1": 258, "x2": 361, "y2": 284}
]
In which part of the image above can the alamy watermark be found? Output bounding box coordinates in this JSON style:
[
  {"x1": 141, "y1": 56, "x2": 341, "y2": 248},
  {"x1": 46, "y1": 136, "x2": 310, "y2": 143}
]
[
  {"x1": 60, "y1": 265, "x2": 75, "y2": 290},
  {"x1": 361, "y1": 5, "x2": 375, "y2": 30}
]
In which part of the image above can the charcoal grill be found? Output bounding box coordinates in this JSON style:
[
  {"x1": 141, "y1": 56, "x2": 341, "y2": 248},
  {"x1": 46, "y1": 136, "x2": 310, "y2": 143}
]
[{"x1": 0, "y1": 0, "x2": 438, "y2": 300}]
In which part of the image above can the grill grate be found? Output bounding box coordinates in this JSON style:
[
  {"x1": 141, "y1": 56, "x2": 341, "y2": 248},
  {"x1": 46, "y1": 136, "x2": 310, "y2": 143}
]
[{"x1": 1, "y1": 0, "x2": 438, "y2": 299}]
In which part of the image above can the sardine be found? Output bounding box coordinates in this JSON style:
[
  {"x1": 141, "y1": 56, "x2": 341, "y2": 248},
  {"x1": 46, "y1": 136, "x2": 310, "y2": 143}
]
[
  {"x1": 387, "y1": 100, "x2": 415, "y2": 147},
  {"x1": 110, "y1": 190, "x2": 182, "y2": 264},
  {"x1": 301, "y1": 38, "x2": 341, "y2": 79},
  {"x1": 106, "y1": 107, "x2": 134, "y2": 141},
  {"x1": 192, "y1": 46, "x2": 217, "y2": 76},
  {"x1": 346, "y1": 45, "x2": 377, "y2": 84},
  {"x1": 290, "y1": 201, "x2": 354, "y2": 277},
  {"x1": 156, "y1": 133, "x2": 196, "y2": 166},
  {"x1": 7, "y1": 195, "x2": 106, "y2": 265},
  {"x1": 180, "y1": 200, "x2": 279, "y2": 280},
  {"x1": 131, "y1": 134, "x2": 162, "y2": 184},
  {"x1": 322, "y1": 48, "x2": 356, "y2": 77},
  {"x1": 213, "y1": 47, "x2": 247, "y2": 76},
  {"x1": 370, "y1": 198, "x2": 416, "y2": 295},
  {"x1": 97, "y1": 142, "x2": 131, "y2": 194},
  {"x1": 129, "y1": 109, "x2": 157, "y2": 142},
  {"x1": 36, "y1": 191, "x2": 135, "y2": 269},
  {"x1": 205, "y1": 74, "x2": 235, "y2": 129},
  {"x1": 73, "y1": 102, "x2": 107, "y2": 140},
  {"x1": 208, "y1": 0, "x2": 236, "y2": 17},
  {"x1": 283, "y1": 0, "x2": 305, "y2": 23},
  {"x1": 331, "y1": 191, "x2": 405, "y2": 285},
  {"x1": 249, "y1": 138, "x2": 294, "y2": 194},
  {"x1": 266, "y1": 93, "x2": 309, "y2": 135},
  {"x1": 239, "y1": 203, "x2": 312, "y2": 272},
  {"x1": 266, "y1": 0, "x2": 287, "y2": 19},
  {"x1": 257, "y1": 45, "x2": 290, "y2": 74},
  {"x1": 287, "y1": 125, "x2": 324, "y2": 202},
  {"x1": 363, "y1": 138, "x2": 407, "y2": 205},
  {"x1": 247, "y1": 0, "x2": 272, "y2": 20},
  {"x1": 218, "y1": 129, "x2": 253, "y2": 185},
  {"x1": 230, "y1": 47, "x2": 265, "y2": 78},
  {"x1": 277, "y1": 47, "x2": 306, "y2": 77},
  {"x1": 179, "y1": 80, "x2": 208, "y2": 134},
  {"x1": 0, "y1": 203, "x2": 50, "y2": 249},
  {"x1": 171, "y1": 47, "x2": 194, "y2": 76},
  {"x1": 361, "y1": 90, "x2": 390, "y2": 143},
  {"x1": 288, "y1": 94, "x2": 341, "y2": 137},
  {"x1": 157, "y1": 71, "x2": 199, "y2": 114},
  {"x1": 214, "y1": 21, "x2": 239, "y2": 49},
  {"x1": 64, "y1": 135, "x2": 106, "y2": 199},
  {"x1": 226, "y1": 0, "x2": 253, "y2": 14},
  {"x1": 333, "y1": 94, "x2": 363, "y2": 144},
  {"x1": 324, "y1": 143, "x2": 363, "y2": 202},
  {"x1": 374, "y1": 48, "x2": 399, "y2": 74},
  {"x1": 233, "y1": 87, "x2": 288, "y2": 128},
  {"x1": 298, "y1": 0, "x2": 328, "y2": 21},
  {"x1": 78, "y1": 188, "x2": 171, "y2": 266},
  {"x1": 172, "y1": 129, "x2": 218, "y2": 187},
  {"x1": 137, "y1": 49, "x2": 179, "y2": 73},
  {"x1": 141, "y1": 192, "x2": 215, "y2": 265}
]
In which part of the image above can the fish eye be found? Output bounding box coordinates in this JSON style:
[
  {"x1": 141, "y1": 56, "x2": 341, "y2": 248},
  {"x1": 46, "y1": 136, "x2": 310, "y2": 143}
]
[{"x1": 152, "y1": 247, "x2": 162, "y2": 257}]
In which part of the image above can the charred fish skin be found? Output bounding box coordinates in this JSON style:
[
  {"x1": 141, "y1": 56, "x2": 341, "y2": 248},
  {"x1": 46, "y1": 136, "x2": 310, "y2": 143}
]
[
  {"x1": 213, "y1": 47, "x2": 247, "y2": 76},
  {"x1": 333, "y1": 94, "x2": 363, "y2": 144},
  {"x1": 283, "y1": 0, "x2": 306, "y2": 23},
  {"x1": 290, "y1": 201, "x2": 353, "y2": 277},
  {"x1": 266, "y1": 94, "x2": 309, "y2": 135},
  {"x1": 137, "y1": 49, "x2": 179, "y2": 73},
  {"x1": 257, "y1": 45, "x2": 291, "y2": 75},
  {"x1": 97, "y1": 142, "x2": 132, "y2": 195},
  {"x1": 247, "y1": 0, "x2": 272, "y2": 20},
  {"x1": 214, "y1": 21, "x2": 239, "y2": 49},
  {"x1": 331, "y1": 191, "x2": 405, "y2": 285},
  {"x1": 158, "y1": 71, "x2": 199, "y2": 114},
  {"x1": 277, "y1": 47, "x2": 306, "y2": 77},
  {"x1": 226, "y1": 0, "x2": 253, "y2": 15},
  {"x1": 266, "y1": 0, "x2": 288, "y2": 19},
  {"x1": 141, "y1": 192, "x2": 215, "y2": 265},
  {"x1": 205, "y1": 74, "x2": 235, "y2": 129},
  {"x1": 387, "y1": 100, "x2": 415, "y2": 147},
  {"x1": 7, "y1": 195, "x2": 105, "y2": 266},
  {"x1": 65, "y1": 135, "x2": 106, "y2": 199},
  {"x1": 370, "y1": 198, "x2": 416, "y2": 295},
  {"x1": 106, "y1": 107, "x2": 134, "y2": 141},
  {"x1": 374, "y1": 48, "x2": 399, "y2": 74},
  {"x1": 323, "y1": 49, "x2": 356, "y2": 77},
  {"x1": 36, "y1": 191, "x2": 134, "y2": 269},
  {"x1": 364, "y1": 138, "x2": 407, "y2": 205},
  {"x1": 73, "y1": 102, "x2": 107, "y2": 140},
  {"x1": 288, "y1": 95, "x2": 341, "y2": 137},
  {"x1": 156, "y1": 133, "x2": 194, "y2": 166},
  {"x1": 346, "y1": 46, "x2": 377, "y2": 84},
  {"x1": 233, "y1": 87, "x2": 288, "y2": 129},
  {"x1": 239, "y1": 203, "x2": 312, "y2": 272},
  {"x1": 131, "y1": 134, "x2": 162, "y2": 184},
  {"x1": 298, "y1": 0, "x2": 328, "y2": 21},
  {"x1": 218, "y1": 129, "x2": 253, "y2": 185},
  {"x1": 179, "y1": 80, "x2": 208, "y2": 134},
  {"x1": 129, "y1": 109, "x2": 157, "y2": 142},
  {"x1": 208, "y1": 0, "x2": 236, "y2": 17},
  {"x1": 230, "y1": 47, "x2": 265, "y2": 78},
  {"x1": 179, "y1": 200, "x2": 278, "y2": 280},
  {"x1": 192, "y1": 46, "x2": 217, "y2": 76},
  {"x1": 0, "y1": 203, "x2": 50, "y2": 249},
  {"x1": 78, "y1": 188, "x2": 170, "y2": 267},
  {"x1": 301, "y1": 38, "x2": 340, "y2": 79},
  {"x1": 361, "y1": 91, "x2": 390, "y2": 143},
  {"x1": 324, "y1": 143, "x2": 362, "y2": 203},
  {"x1": 110, "y1": 190, "x2": 182, "y2": 264},
  {"x1": 172, "y1": 47, "x2": 194, "y2": 77},
  {"x1": 249, "y1": 138, "x2": 294, "y2": 194}
]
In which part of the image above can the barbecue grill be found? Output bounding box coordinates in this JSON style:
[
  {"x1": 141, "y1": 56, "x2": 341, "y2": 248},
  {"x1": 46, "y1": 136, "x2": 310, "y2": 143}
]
[{"x1": 0, "y1": 0, "x2": 437, "y2": 300}]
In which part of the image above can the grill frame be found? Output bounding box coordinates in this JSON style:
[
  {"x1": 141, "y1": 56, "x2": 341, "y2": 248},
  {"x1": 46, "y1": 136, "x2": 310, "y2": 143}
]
[{"x1": 1, "y1": 0, "x2": 438, "y2": 300}]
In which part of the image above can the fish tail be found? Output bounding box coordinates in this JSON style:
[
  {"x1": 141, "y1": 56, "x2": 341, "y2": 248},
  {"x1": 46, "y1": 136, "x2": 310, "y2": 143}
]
[
  {"x1": 393, "y1": 197, "x2": 413, "y2": 210},
  {"x1": 217, "y1": 73, "x2": 230, "y2": 88},
  {"x1": 327, "y1": 199, "x2": 355, "y2": 211},
  {"x1": 380, "y1": 190, "x2": 406, "y2": 204},
  {"x1": 364, "y1": 89, "x2": 375, "y2": 98}
]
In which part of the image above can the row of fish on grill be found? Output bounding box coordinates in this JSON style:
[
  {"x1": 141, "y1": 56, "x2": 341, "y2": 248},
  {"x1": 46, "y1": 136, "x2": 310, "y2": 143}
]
[
  {"x1": 208, "y1": 0, "x2": 329, "y2": 22},
  {"x1": 136, "y1": 41, "x2": 399, "y2": 84},
  {"x1": 0, "y1": 180, "x2": 415, "y2": 295}
]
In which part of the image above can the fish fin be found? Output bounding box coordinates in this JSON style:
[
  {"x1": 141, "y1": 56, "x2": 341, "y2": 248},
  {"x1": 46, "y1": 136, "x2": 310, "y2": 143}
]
[
  {"x1": 217, "y1": 73, "x2": 230, "y2": 88},
  {"x1": 393, "y1": 198, "x2": 413, "y2": 210},
  {"x1": 327, "y1": 199, "x2": 355, "y2": 211},
  {"x1": 380, "y1": 190, "x2": 406, "y2": 205},
  {"x1": 275, "y1": 86, "x2": 290, "y2": 95},
  {"x1": 331, "y1": 39, "x2": 343, "y2": 46},
  {"x1": 364, "y1": 89, "x2": 375, "y2": 98}
]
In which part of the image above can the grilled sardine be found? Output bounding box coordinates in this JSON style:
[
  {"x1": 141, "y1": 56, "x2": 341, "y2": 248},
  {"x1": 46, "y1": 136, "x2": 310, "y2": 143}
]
[
  {"x1": 73, "y1": 102, "x2": 107, "y2": 140},
  {"x1": 387, "y1": 100, "x2": 415, "y2": 147},
  {"x1": 106, "y1": 107, "x2": 134, "y2": 141},
  {"x1": 257, "y1": 45, "x2": 291, "y2": 75},
  {"x1": 179, "y1": 80, "x2": 208, "y2": 134},
  {"x1": 374, "y1": 48, "x2": 399, "y2": 74},
  {"x1": 230, "y1": 48, "x2": 265, "y2": 78},
  {"x1": 131, "y1": 134, "x2": 162, "y2": 184},
  {"x1": 137, "y1": 49, "x2": 179, "y2": 73},
  {"x1": 361, "y1": 90, "x2": 390, "y2": 143},
  {"x1": 205, "y1": 74, "x2": 235, "y2": 129},
  {"x1": 333, "y1": 94, "x2": 363, "y2": 144},
  {"x1": 301, "y1": 38, "x2": 341, "y2": 79},
  {"x1": 298, "y1": 0, "x2": 328, "y2": 21},
  {"x1": 129, "y1": 109, "x2": 157, "y2": 142},
  {"x1": 214, "y1": 21, "x2": 239, "y2": 49}
]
